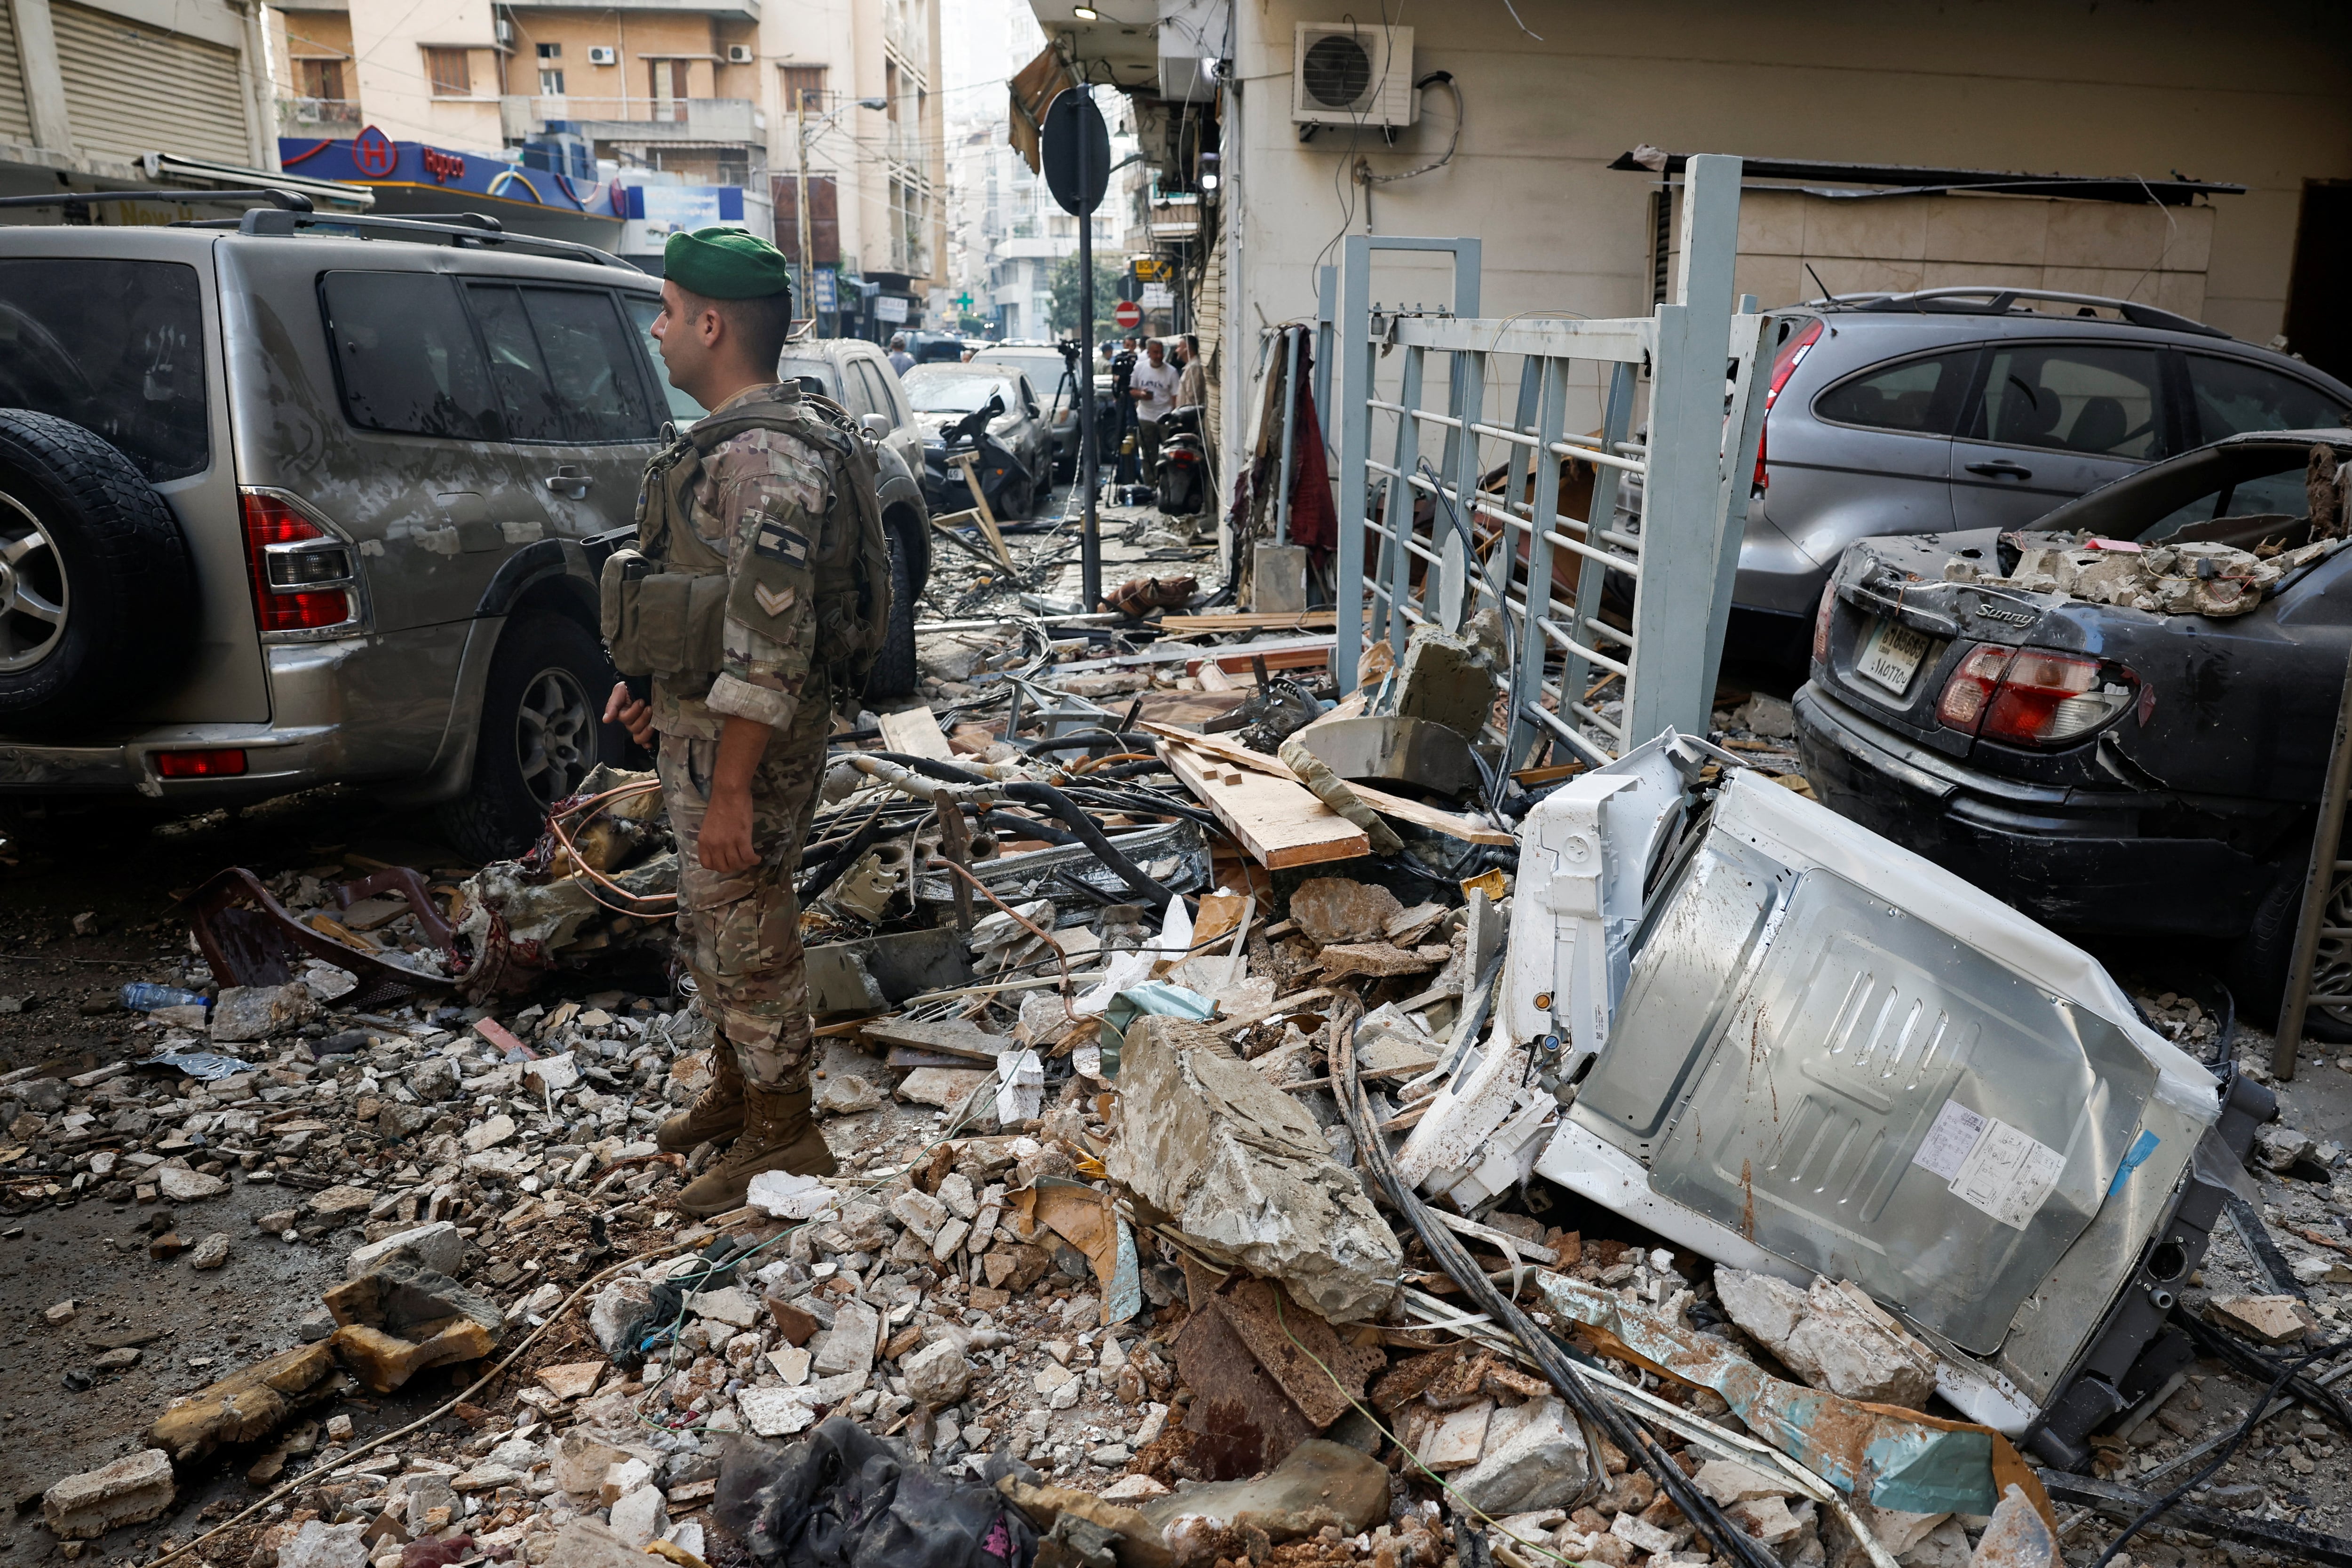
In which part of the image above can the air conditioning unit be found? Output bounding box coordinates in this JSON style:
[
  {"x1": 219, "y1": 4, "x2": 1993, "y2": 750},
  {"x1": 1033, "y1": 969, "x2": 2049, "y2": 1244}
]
[
  {"x1": 588, "y1": 45, "x2": 617, "y2": 66},
  {"x1": 494, "y1": 17, "x2": 512, "y2": 45},
  {"x1": 1290, "y1": 22, "x2": 1416, "y2": 129},
  {"x1": 727, "y1": 44, "x2": 753, "y2": 64}
]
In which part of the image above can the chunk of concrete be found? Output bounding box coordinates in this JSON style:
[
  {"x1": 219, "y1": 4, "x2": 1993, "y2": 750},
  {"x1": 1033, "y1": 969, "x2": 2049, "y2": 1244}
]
[
  {"x1": 902, "y1": 1337, "x2": 971, "y2": 1406},
  {"x1": 1289, "y1": 878, "x2": 1405, "y2": 946},
  {"x1": 1967, "y1": 1483, "x2": 2057, "y2": 1568},
  {"x1": 157, "y1": 1166, "x2": 228, "y2": 1202},
  {"x1": 1715, "y1": 1269, "x2": 1808, "y2": 1349},
  {"x1": 150, "y1": 1342, "x2": 340, "y2": 1463},
  {"x1": 278, "y1": 1520, "x2": 369, "y2": 1568},
  {"x1": 323, "y1": 1255, "x2": 507, "y2": 1393},
  {"x1": 1105, "y1": 1017, "x2": 1402, "y2": 1324},
  {"x1": 43, "y1": 1448, "x2": 175, "y2": 1539},
  {"x1": 588, "y1": 1278, "x2": 654, "y2": 1357},
  {"x1": 1726, "y1": 1496, "x2": 1803, "y2": 1545},
  {"x1": 889, "y1": 1188, "x2": 949, "y2": 1242},
  {"x1": 1137, "y1": 1439, "x2": 1388, "y2": 1544},
  {"x1": 537, "y1": 1520, "x2": 652, "y2": 1568},
  {"x1": 746, "y1": 1170, "x2": 836, "y2": 1221},
  {"x1": 607, "y1": 1485, "x2": 669, "y2": 1549},
  {"x1": 212, "y1": 982, "x2": 323, "y2": 1043},
  {"x1": 1392, "y1": 615, "x2": 1505, "y2": 740},
  {"x1": 809, "y1": 1297, "x2": 879, "y2": 1377},
  {"x1": 1448, "y1": 1397, "x2": 1592, "y2": 1515},
  {"x1": 813, "y1": 1074, "x2": 882, "y2": 1116},
  {"x1": 1780, "y1": 1281, "x2": 1938, "y2": 1408},
  {"x1": 684, "y1": 1287, "x2": 759, "y2": 1329},
  {"x1": 551, "y1": 1432, "x2": 631, "y2": 1497},
  {"x1": 736, "y1": 1386, "x2": 818, "y2": 1438},
  {"x1": 1417, "y1": 1400, "x2": 1492, "y2": 1471},
  {"x1": 1693, "y1": 1458, "x2": 1788, "y2": 1505},
  {"x1": 2210, "y1": 1294, "x2": 2316, "y2": 1346},
  {"x1": 349, "y1": 1222, "x2": 464, "y2": 1279}
]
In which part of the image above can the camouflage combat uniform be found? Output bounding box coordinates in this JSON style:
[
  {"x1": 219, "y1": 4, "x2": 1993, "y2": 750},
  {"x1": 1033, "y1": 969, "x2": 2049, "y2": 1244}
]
[{"x1": 648, "y1": 381, "x2": 836, "y2": 1091}]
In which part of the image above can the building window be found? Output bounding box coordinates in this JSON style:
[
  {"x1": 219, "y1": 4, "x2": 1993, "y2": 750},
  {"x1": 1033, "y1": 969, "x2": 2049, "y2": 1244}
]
[
  {"x1": 539, "y1": 68, "x2": 564, "y2": 93},
  {"x1": 779, "y1": 64, "x2": 825, "y2": 112},
  {"x1": 424, "y1": 47, "x2": 471, "y2": 97},
  {"x1": 296, "y1": 58, "x2": 344, "y2": 102},
  {"x1": 537, "y1": 41, "x2": 560, "y2": 59}
]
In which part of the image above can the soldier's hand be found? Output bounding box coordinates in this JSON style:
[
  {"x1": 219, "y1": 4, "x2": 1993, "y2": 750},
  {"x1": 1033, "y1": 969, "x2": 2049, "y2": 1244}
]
[
  {"x1": 604, "y1": 683, "x2": 654, "y2": 748},
  {"x1": 700, "y1": 786, "x2": 759, "y2": 875}
]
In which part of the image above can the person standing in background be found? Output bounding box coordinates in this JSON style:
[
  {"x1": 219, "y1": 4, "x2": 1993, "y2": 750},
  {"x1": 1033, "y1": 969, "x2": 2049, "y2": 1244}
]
[
  {"x1": 1129, "y1": 337, "x2": 1182, "y2": 479},
  {"x1": 887, "y1": 335, "x2": 914, "y2": 375}
]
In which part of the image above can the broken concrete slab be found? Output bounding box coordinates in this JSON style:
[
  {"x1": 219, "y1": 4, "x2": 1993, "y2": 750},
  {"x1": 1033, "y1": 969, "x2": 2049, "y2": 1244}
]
[
  {"x1": 552, "y1": 1432, "x2": 632, "y2": 1497},
  {"x1": 2209, "y1": 1293, "x2": 2317, "y2": 1345},
  {"x1": 808, "y1": 1297, "x2": 880, "y2": 1377},
  {"x1": 537, "y1": 1520, "x2": 656, "y2": 1568},
  {"x1": 536, "y1": 1361, "x2": 605, "y2": 1401},
  {"x1": 588, "y1": 1277, "x2": 654, "y2": 1357},
  {"x1": 278, "y1": 1520, "x2": 369, "y2": 1568},
  {"x1": 1968, "y1": 1483, "x2": 2057, "y2": 1568},
  {"x1": 813, "y1": 1073, "x2": 882, "y2": 1116},
  {"x1": 1318, "y1": 942, "x2": 1442, "y2": 978},
  {"x1": 1289, "y1": 878, "x2": 1404, "y2": 945},
  {"x1": 211, "y1": 982, "x2": 323, "y2": 1043},
  {"x1": 1448, "y1": 1396, "x2": 1592, "y2": 1514},
  {"x1": 157, "y1": 1166, "x2": 228, "y2": 1202},
  {"x1": 323, "y1": 1255, "x2": 507, "y2": 1393},
  {"x1": 150, "y1": 1341, "x2": 341, "y2": 1463},
  {"x1": 1716, "y1": 1272, "x2": 1938, "y2": 1408},
  {"x1": 608, "y1": 1484, "x2": 669, "y2": 1548},
  {"x1": 902, "y1": 1338, "x2": 971, "y2": 1406},
  {"x1": 1106, "y1": 1017, "x2": 1401, "y2": 1324},
  {"x1": 898, "y1": 1066, "x2": 993, "y2": 1109},
  {"x1": 1136, "y1": 1438, "x2": 1388, "y2": 1545},
  {"x1": 349, "y1": 1221, "x2": 464, "y2": 1278},
  {"x1": 43, "y1": 1448, "x2": 175, "y2": 1539}
]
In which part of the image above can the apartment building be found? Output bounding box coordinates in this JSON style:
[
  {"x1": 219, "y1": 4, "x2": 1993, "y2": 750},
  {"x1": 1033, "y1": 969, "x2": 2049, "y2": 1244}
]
[
  {"x1": 944, "y1": 92, "x2": 1137, "y2": 340},
  {"x1": 265, "y1": 0, "x2": 947, "y2": 320}
]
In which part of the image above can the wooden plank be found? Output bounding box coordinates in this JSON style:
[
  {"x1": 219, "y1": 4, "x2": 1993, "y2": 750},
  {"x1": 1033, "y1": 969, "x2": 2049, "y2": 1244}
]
[
  {"x1": 1160, "y1": 612, "x2": 1338, "y2": 635},
  {"x1": 1346, "y1": 781, "x2": 1517, "y2": 846},
  {"x1": 876, "y1": 707, "x2": 954, "y2": 761},
  {"x1": 926, "y1": 510, "x2": 1004, "y2": 567},
  {"x1": 1155, "y1": 736, "x2": 1369, "y2": 869},
  {"x1": 1187, "y1": 641, "x2": 1335, "y2": 676},
  {"x1": 862, "y1": 1018, "x2": 1013, "y2": 1060},
  {"x1": 1136, "y1": 721, "x2": 1298, "y2": 781},
  {"x1": 950, "y1": 452, "x2": 1016, "y2": 566}
]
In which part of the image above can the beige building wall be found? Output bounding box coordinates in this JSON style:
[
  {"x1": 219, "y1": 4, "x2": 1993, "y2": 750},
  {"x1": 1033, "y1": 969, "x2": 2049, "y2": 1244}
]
[
  {"x1": 324, "y1": 0, "x2": 501, "y2": 147},
  {"x1": 1221, "y1": 0, "x2": 2352, "y2": 371}
]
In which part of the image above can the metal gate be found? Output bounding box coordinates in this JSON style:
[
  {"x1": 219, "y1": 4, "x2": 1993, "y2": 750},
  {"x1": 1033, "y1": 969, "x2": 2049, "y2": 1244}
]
[{"x1": 1327, "y1": 154, "x2": 1769, "y2": 764}]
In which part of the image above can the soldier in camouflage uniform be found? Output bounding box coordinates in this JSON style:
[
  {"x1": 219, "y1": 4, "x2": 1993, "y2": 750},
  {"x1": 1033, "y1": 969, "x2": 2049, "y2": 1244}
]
[{"x1": 603, "y1": 228, "x2": 874, "y2": 1215}]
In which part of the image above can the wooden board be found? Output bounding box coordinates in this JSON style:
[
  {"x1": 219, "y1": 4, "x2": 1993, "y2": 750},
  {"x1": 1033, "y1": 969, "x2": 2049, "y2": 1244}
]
[
  {"x1": 1156, "y1": 735, "x2": 1369, "y2": 869},
  {"x1": 1346, "y1": 781, "x2": 1517, "y2": 846},
  {"x1": 862, "y1": 1017, "x2": 1013, "y2": 1060},
  {"x1": 949, "y1": 453, "x2": 1016, "y2": 566},
  {"x1": 1160, "y1": 612, "x2": 1338, "y2": 634},
  {"x1": 1187, "y1": 641, "x2": 1335, "y2": 676},
  {"x1": 876, "y1": 707, "x2": 954, "y2": 760},
  {"x1": 1137, "y1": 720, "x2": 1298, "y2": 781}
]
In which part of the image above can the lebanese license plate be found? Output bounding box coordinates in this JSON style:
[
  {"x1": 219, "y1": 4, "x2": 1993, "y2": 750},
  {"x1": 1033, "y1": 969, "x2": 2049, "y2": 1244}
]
[{"x1": 1855, "y1": 616, "x2": 1933, "y2": 697}]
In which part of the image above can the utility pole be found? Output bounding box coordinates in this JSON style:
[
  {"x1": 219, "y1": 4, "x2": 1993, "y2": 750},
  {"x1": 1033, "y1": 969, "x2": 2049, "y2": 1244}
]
[
  {"x1": 795, "y1": 95, "x2": 815, "y2": 329},
  {"x1": 1078, "y1": 135, "x2": 1100, "y2": 610}
]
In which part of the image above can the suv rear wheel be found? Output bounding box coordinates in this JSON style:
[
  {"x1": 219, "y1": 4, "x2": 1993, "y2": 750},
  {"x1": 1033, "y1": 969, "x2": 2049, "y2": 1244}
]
[
  {"x1": 439, "y1": 614, "x2": 622, "y2": 862},
  {"x1": 0, "y1": 410, "x2": 195, "y2": 731}
]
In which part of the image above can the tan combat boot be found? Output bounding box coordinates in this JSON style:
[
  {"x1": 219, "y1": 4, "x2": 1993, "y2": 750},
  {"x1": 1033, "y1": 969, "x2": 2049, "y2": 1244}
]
[
  {"x1": 675, "y1": 1082, "x2": 837, "y2": 1216},
  {"x1": 656, "y1": 1043, "x2": 745, "y2": 1154}
]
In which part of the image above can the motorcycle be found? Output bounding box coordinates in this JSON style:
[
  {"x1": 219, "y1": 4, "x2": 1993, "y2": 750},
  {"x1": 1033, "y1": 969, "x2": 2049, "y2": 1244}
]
[
  {"x1": 926, "y1": 392, "x2": 1039, "y2": 521},
  {"x1": 1153, "y1": 404, "x2": 1208, "y2": 516}
]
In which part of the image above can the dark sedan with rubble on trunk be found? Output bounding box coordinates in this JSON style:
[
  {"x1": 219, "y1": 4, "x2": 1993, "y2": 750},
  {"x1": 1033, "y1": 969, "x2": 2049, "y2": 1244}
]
[{"x1": 1795, "y1": 430, "x2": 2352, "y2": 1032}]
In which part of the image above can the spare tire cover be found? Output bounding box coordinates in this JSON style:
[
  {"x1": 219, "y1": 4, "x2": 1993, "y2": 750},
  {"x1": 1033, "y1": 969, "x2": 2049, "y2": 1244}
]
[{"x1": 0, "y1": 408, "x2": 197, "y2": 732}]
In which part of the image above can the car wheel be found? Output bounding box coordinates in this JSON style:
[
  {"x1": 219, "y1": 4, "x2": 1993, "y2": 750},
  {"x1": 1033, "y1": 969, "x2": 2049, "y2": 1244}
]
[
  {"x1": 438, "y1": 614, "x2": 621, "y2": 862},
  {"x1": 863, "y1": 524, "x2": 920, "y2": 700},
  {"x1": 0, "y1": 410, "x2": 196, "y2": 733},
  {"x1": 2226, "y1": 863, "x2": 2352, "y2": 1044}
]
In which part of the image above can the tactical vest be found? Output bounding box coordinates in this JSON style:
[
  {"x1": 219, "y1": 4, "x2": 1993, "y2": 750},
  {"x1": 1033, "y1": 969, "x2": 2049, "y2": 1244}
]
[{"x1": 599, "y1": 390, "x2": 892, "y2": 696}]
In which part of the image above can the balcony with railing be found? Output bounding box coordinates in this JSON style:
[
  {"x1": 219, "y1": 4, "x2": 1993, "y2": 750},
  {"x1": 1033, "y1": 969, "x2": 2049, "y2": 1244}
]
[{"x1": 501, "y1": 96, "x2": 760, "y2": 143}]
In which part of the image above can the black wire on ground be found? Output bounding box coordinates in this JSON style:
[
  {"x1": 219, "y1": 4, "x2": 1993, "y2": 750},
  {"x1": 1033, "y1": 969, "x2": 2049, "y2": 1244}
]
[
  {"x1": 865, "y1": 752, "x2": 1180, "y2": 911},
  {"x1": 1331, "y1": 1008, "x2": 1784, "y2": 1568},
  {"x1": 1019, "y1": 729, "x2": 1157, "y2": 755},
  {"x1": 2176, "y1": 1306, "x2": 2352, "y2": 1432},
  {"x1": 2091, "y1": 1338, "x2": 2340, "y2": 1568}
]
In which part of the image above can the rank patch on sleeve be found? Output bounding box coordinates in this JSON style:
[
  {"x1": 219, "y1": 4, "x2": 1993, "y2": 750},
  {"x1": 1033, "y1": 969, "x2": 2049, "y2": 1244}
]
[
  {"x1": 751, "y1": 520, "x2": 810, "y2": 565},
  {"x1": 755, "y1": 583, "x2": 795, "y2": 617}
]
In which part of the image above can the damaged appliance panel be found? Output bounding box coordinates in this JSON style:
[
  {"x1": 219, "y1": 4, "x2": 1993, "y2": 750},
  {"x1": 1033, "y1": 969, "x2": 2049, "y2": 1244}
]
[{"x1": 1487, "y1": 741, "x2": 2248, "y2": 1464}]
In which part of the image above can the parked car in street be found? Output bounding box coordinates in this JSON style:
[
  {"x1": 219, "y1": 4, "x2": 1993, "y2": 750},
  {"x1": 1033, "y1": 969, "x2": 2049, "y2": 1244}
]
[
  {"x1": 1739, "y1": 287, "x2": 2352, "y2": 656},
  {"x1": 1795, "y1": 428, "x2": 2352, "y2": 1032},
  {"x1": 902, "y1": 365, "x2": 1055, "y2": 518},
  {"x1": 0, "y1": 207, "x2": 929, "y2": 861},
  {"x1": 967, "y1": 341, "x2": 1084, "y2": 480}
]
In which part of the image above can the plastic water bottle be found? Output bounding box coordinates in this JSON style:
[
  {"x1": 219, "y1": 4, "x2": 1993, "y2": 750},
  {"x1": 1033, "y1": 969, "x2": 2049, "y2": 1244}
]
[{"x1": 121, "y1": 983, "x2": 207, "y2": 1011}]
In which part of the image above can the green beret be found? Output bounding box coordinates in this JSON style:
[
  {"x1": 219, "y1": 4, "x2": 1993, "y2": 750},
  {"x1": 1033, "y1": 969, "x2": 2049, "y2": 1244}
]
[{"x1": 664, "y1": 226, "x2": 793, "y2": 300}]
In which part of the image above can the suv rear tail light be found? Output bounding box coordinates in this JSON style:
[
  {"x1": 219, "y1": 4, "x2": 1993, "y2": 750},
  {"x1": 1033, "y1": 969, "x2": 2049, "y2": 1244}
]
[
  {"x1": 154, "y1": 748, "x2": 247, "y2": 778},
  {"x1": 1936, "y1": 645, "x2": 2136, "y2": 747},
  {"x1": 1811, "y1": 579, "x2": 1837, "y2": 668},
  {"x1": 1754, "y1": 317, "x2": 1824, "y2": 491},
  {"x1": 241, "y1": 491, "x2": 358, "y2": 634}
]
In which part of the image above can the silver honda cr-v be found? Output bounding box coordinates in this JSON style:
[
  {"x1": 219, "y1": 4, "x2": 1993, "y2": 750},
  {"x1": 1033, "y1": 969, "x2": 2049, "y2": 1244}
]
[
  {"x1": 0, "y1": 201, "x2": 929, "y2": 858},
  {"x1": 1739, "y1": 286, "x2": 2352, "y2": 642}
]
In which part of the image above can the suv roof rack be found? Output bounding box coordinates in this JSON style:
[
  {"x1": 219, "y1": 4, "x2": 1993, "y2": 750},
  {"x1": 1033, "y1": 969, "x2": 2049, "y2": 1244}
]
[
  {"x1": 0, "y1": 186, "x2": 314, "y2": 213},
  {"x1": 165, "y1": 205, "x2": 641, "y2": 272},
  {"x1": 1806, "y1": 284, "x2": 2228, "y2": 339}
]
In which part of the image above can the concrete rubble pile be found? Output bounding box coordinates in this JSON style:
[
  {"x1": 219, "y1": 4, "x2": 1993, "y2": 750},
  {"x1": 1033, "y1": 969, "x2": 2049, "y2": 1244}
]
[{"x1": 16, "y1": 602, "x2": 2352, "y2": 1568}]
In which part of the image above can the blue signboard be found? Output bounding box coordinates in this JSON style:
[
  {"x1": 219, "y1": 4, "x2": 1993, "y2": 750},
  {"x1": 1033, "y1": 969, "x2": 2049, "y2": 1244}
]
[{"x1": 280, "y1": 128, "x2": 624, "y2": 221}]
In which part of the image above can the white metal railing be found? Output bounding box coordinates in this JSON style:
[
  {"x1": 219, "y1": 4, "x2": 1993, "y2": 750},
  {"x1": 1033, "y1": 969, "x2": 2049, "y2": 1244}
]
[{"x1": 1327, "y1": 155, "x2": 1769, "y2": 764}]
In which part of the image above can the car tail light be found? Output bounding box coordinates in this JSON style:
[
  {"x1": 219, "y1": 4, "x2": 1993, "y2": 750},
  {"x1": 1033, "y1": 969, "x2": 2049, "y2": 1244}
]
[
  {"x1": 1811, "y1": 580, "x2": 1838, "y2": 668},
  {"x1": 1936, "y1": 645, "x2": 2136, "y2": 747},
  {"x1": 242, "y1": 491, "x2": 357, "y2": 633},
  {"x1": 154, "y1": 748, "x2": 247, "y2": 778},
  {"x1": 1754, "y1": 318, "x2": 1824, "y2": 491}
]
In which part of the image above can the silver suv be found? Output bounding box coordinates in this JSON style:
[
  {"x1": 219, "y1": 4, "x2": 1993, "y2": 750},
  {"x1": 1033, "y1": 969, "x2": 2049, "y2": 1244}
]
[
  {"x1": 0, "y1": 202, "x2": 929, "y2": 857},
  {"x1": 1740, "y1": 286, "x2": 2352, "y2": 635}
]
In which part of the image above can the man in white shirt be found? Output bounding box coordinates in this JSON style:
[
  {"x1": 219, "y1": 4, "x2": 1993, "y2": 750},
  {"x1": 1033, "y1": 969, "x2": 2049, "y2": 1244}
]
[
  {"x1": 1128, "y1": 338, "x2": 1182, "y2": 480},
  {"x1": 887, "y1": 335, "x2": 914, "y2": 376}
]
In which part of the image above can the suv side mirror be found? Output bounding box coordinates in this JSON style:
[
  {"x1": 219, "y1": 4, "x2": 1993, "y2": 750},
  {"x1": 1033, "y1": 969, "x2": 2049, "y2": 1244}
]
[
  {"x1": 859, "y1": 413, "x2": 892, "y2": 438},
  {"x1": 985, "y1": 393, "x2": 1006, "y2": 419}
]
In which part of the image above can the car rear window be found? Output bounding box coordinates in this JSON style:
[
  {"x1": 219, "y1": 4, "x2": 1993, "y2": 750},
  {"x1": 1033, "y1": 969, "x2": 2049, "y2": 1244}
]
[
  {"x1": 2187, "y1": 354, "x2": 2352, "y2": 444},
  {"x1": 321, "y1": 271, "x2": 500, "y2": 441},
  {"x1": 1812, "y1": 350, "x2": 1974, "y2": 435},
  {"x1": 0, "y1": 258, "x2": 208, "y2": 482}
]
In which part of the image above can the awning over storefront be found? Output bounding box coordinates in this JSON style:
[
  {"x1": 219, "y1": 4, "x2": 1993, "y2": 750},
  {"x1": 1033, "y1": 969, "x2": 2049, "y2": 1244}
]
[{"x1": 279, "y1": 127, "x2": 625, "y2": 244}]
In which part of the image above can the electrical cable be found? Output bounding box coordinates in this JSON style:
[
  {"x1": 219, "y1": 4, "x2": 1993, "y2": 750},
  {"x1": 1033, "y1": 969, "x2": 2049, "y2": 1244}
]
[
  {"x1": 2090, "y1": 1338, "x2": 2340, "y2": 1568},
  {"x1": 863, "y1": 751, "x2": 1181, "y2": 910},
  {"x1": 1360, "y1": 73, "x2": 1462, "y2": 186}
]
